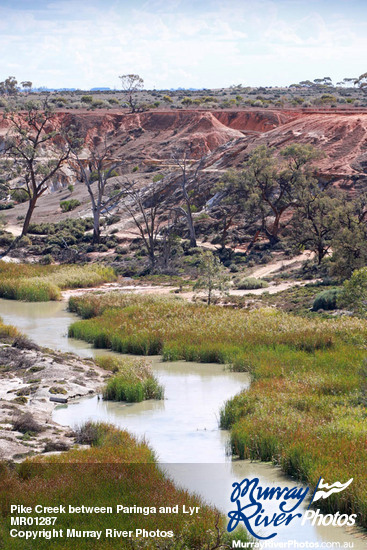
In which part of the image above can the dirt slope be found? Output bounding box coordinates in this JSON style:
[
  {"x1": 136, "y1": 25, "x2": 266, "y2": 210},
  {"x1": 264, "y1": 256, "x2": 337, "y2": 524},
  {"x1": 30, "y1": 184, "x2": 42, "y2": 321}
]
[
  {"x1": 207, "y1": 111, "x2": 367, "y2": 185},
  {"x1": 1, "y1": 107, "x2": 367, "y2": 186}
]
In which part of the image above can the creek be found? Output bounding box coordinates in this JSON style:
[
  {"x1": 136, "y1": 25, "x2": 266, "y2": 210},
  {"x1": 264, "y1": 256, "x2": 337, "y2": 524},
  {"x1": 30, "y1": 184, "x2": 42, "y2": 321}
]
[{"x1": 0, "y1": 298, "x2": 364, "y2": 546}]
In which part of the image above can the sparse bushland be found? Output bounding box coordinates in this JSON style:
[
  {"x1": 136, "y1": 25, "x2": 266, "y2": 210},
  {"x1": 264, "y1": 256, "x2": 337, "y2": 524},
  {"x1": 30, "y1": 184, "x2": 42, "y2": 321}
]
[
  {"x1": 0, "y1": 422, "x2": 249, "y2": 549},
  {"x1": 68, "y1": 293, "x2": 367, "y2": 528},
  {"x1": 97, "y1": 356, "x2": 164, "y2": 402},
  {"x1": 0, "y1": 262, "x2": 116, "y2": 301}
]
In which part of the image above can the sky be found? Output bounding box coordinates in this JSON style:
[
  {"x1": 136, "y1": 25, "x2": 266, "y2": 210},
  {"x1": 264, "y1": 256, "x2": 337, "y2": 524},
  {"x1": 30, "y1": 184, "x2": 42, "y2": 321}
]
[{"x1": 0, "y1": 0, "x2": 366, "y2": 90}]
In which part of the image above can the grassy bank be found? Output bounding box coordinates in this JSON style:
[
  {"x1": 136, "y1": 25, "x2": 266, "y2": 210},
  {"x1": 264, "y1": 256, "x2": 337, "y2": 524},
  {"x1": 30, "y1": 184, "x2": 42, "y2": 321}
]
[
  {"x1": 68, "y1": 293, "x2": 367, "y2": 359},
  {"x1": 97, "y1": 356, "x2": 164, "y2": 402},
  {"x1": 0, "y1": 262, "x2": 116, "y2": 301},
  {"x1": 68, "y1": 293, "x2": 367, "y2": 528},
  {"x1": 0, "y1": 422, "x2": 248, "y2": 549}
]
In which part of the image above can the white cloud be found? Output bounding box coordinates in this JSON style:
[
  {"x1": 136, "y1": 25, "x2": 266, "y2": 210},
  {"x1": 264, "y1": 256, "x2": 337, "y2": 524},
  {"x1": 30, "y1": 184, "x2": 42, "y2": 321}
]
[{"x1": 0, "y1": 0, "x2": 365, "y2": 88}]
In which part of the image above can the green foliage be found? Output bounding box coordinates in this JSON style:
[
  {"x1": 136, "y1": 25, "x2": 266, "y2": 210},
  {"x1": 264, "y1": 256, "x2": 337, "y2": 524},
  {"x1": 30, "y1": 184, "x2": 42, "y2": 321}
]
[
  {"x1": 98, "y1": 356, "x2": 164, "y2": 402},
  {"x1": 338, "y1": 267, "x2": 367, "y2": 317},
  {"x1": 237, "y1": 277, "x2": 269, "y2": 290},
  {"x1": 330, "y1": 200, "x2": 367, "y2": 279},
  {"x1": 10, "y1": 188, "x2": 28, "y2": 203},
  {"x1": 81, "y1": 95, "x2": 93, "y2": 103},
  {"x1": 60, "y1": 199, "x2": 81, "y2": 212},
  {"x1": 288, "y1": 192, "x2": 341, "y2": 264},
  {"x1": 0, "y1": 278, "x2": 61, "y2": 301},
  {"x1": 222, "y1": 144, "x2": 323, "y2": 245},
  {"x1": 194, "y1": 251, "x2": 229, "y2": 304},
  {"x1": 67, "y1": 293, "x2": 367, "y2": 527},
  {"x1": 67, "y1": 293, "x2": 366, "y2": 365},
  {"x1": 28, "y1": 218, "x2": 94, "y2": 235},
  {"x1": 181, "y1": 96, "x2": 193, "y2": 105},
  {"x1": 312, "y1": 289, "x2": 341, "y2": 311}
]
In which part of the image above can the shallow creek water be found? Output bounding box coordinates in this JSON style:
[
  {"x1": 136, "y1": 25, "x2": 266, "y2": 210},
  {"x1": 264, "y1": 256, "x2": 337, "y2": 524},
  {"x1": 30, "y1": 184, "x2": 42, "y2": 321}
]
[{"x1": 0, "y1": 298, "x2": 364, "y2": 547}]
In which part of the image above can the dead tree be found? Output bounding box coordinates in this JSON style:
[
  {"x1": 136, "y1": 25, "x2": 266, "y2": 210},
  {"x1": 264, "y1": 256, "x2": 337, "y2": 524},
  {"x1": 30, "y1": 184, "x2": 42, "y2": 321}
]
[
  {"x1": 71, "y1": 144, "x2": 124, "y2": 244},
  {"x1": 171, "y1": 147, "x2": 205, "y2": 248},
  {"x1": 118, "y1": 178, "x2": 169, "y2": 269}
]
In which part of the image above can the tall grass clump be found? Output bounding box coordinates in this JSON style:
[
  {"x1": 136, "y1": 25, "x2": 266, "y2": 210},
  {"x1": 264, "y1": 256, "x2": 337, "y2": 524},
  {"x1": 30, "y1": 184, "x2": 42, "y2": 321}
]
[
  {"x1": 97, "y1": 356, "x2": 164, "y2": 402},
  {"x1": 0, "y1": 422, "x2": 251, "y2": 549},
  {"x1": 0, "y1": 262, "x2": 116, "y2": 301}
]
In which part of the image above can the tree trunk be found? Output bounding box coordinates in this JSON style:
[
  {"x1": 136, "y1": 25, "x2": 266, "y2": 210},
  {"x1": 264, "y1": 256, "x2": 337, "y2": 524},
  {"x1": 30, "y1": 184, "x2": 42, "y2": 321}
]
[
  {"x1": 92, "y1": 209, "x2": 100, "y2": 244},
  {"x1": 21, "y1": 196, "x2": 38, "y2": 237},
  {"x1": 186, "y1": 210, "x2": 197, "y2": 248}
]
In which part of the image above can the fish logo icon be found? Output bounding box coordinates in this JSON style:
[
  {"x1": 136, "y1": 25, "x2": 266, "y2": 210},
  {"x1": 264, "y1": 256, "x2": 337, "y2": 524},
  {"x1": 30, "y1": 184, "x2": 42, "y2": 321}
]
[{"x1": 309, "y1": 477, "x2": 353, "y2": 507}]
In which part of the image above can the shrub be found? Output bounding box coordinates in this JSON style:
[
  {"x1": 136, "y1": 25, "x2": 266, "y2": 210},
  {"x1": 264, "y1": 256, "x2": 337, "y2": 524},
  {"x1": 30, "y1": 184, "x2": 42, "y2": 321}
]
[
  {"x1": 43, "y1": 441, "x2": 70, "y2": 452},
  {"x1": 237, "y1": 277, "x2": 269, "y2": 290},
  {"x1": 0, "y1": 202, "x2": 14, "y2": 210},
  {"x1": 338, "y1": 267, "x2": 367, "y2": 317},
  {"x1": 10, "y1": 189, "x2": 28, "y2": 203},
  {"x1": 60, "y1": 199, "x2": 81, "y2": 212},
  {"x1": 0, "y1": 232, "x2": 14, "y2": 247},
  {"x1": 74, "y1": 421, "x2": 103, "y2": 445},
  {"x1": 13, "y1": 412, "x2": 42, "y2": 434},
  {"x1": 312, "y1": 289, "x2": 341, "y2": 311}
]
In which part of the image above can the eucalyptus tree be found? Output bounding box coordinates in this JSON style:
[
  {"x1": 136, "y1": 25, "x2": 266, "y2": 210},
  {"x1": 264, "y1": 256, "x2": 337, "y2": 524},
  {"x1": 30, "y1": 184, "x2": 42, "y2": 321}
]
[
  {"x1": 225, "y1": 144, "x2": 324, "y2": 245},
  {"x1": 118, "y1": 74, "x2": 144, "y2": 113},
  {"x1": 0, "y1": 101, "x2": 71, "y2": 256}
]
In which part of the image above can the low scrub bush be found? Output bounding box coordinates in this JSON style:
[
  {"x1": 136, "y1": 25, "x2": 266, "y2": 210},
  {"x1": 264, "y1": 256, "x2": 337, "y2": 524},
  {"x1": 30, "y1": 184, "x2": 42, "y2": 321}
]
[
  {"x1": 312, "y1": 288, "x2": 341, "y2": 311},
  {"x1": 60, "y1": 199, "x2": 81, "y2": 212},
  {"x1": 13, "y1": 412, "x2": 43, "y2": 434},
  {"x1": 237, "y1": 277, "x2": 269, "y2": 290}
]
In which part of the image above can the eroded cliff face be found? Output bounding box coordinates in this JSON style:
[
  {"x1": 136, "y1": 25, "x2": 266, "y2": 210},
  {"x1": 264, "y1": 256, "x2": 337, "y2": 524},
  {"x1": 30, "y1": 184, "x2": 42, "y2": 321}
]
[{"x1": 1, "y1": 109, "x2": 367, "y2": 185}]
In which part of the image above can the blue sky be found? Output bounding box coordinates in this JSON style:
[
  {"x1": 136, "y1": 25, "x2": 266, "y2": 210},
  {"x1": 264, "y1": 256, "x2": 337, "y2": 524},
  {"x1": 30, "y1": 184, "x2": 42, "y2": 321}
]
[{"x1": 0, "y1": 0, "x2": 366, "y2": 89}]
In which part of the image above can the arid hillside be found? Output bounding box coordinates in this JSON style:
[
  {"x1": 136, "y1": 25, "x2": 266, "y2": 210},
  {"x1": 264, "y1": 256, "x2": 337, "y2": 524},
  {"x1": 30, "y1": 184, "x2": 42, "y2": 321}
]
[
  {"x1": 2, "y1": 107, "x2": 367, "y2": 233},
  {"x1": 2, "y1": 108, "x2": 367, "y2": 184}
]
